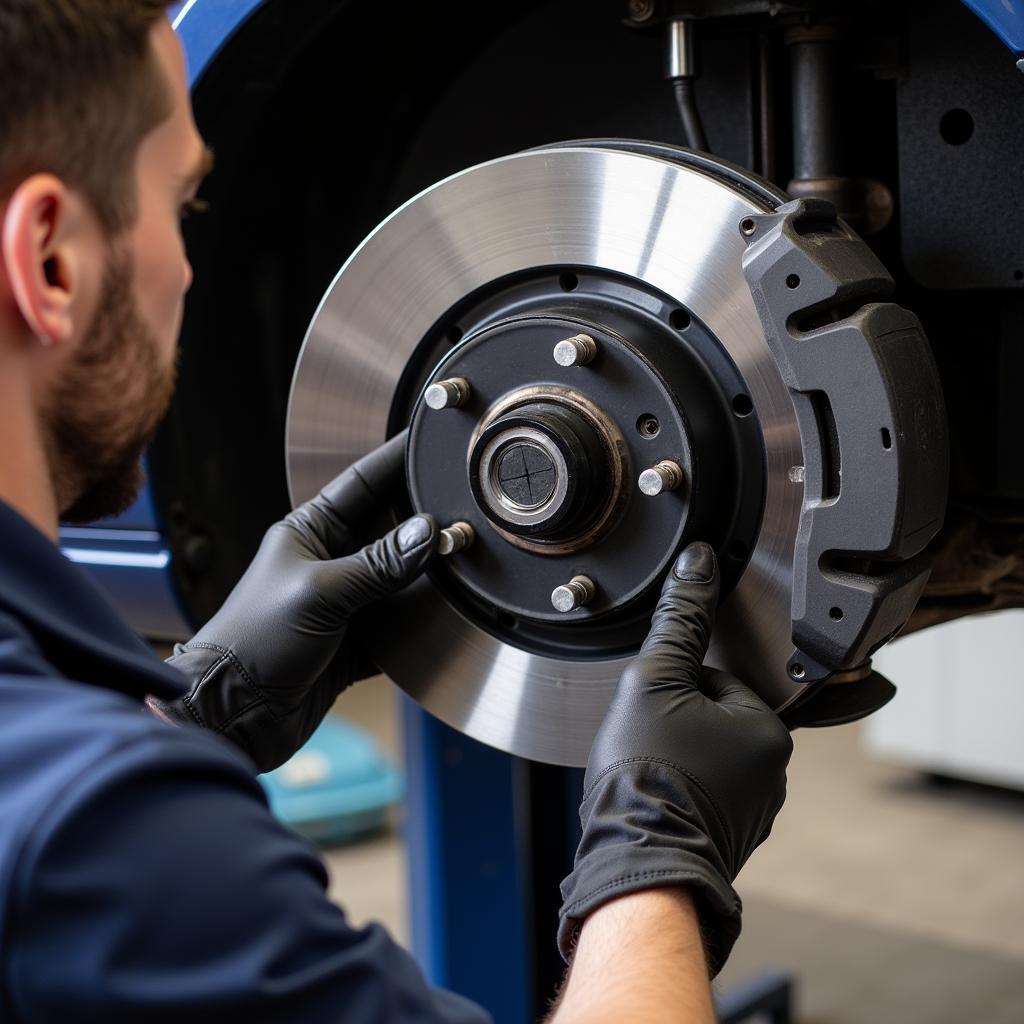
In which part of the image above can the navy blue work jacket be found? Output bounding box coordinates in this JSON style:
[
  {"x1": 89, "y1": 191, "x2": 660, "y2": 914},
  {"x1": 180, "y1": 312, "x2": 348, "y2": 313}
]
[{"x1": 0, "y1": 501, "x2": 489, "y2": 1023}]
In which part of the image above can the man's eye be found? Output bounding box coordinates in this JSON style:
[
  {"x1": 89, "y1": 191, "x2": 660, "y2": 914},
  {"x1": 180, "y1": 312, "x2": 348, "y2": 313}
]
[{"x1": 180, "y1": 197, "x2": 210, "y2": 220}]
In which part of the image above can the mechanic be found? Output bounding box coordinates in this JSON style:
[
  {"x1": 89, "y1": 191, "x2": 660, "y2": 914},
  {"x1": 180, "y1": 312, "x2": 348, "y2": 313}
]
[{"x1": 0, "y1": 3, "x2": 792, "y2": 1021}]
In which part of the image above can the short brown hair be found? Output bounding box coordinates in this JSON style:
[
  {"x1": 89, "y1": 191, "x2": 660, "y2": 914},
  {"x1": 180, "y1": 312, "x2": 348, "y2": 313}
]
[{"x1": 0, "y1": 1, "x2": 175, "y2": 233}]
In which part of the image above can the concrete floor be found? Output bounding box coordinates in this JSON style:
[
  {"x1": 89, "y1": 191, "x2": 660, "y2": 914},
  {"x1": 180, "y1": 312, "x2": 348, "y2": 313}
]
[{"x1": 322, "y1": 679, "x2": 1024, "y2": 1022}]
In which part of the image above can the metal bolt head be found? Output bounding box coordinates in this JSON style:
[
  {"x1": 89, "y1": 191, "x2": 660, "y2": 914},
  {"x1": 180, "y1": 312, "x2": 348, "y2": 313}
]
[
  {"x1": 551, "y1": 575, "x2": 596, "y2": 613},
  {"x1": 553, "y1": 333, "x2": 597, "y2": 368},
  {"x1": 638, "y1": 460, "x2": 684, "y2": 496},
  {"x1": 424, "y1": 377, "x2": 470, "y2": 410},
  {"x1": 438, "y1": 521, "x2": 475, "y2": 556},
  {"x1": 628, "y1": 0, "x2": 655, "y2": 21}
]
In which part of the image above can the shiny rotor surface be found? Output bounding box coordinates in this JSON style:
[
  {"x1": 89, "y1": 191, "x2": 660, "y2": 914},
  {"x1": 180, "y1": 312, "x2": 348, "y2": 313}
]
[{"x1": 286, "y1": 147, "x2": 806, "y2": 766}]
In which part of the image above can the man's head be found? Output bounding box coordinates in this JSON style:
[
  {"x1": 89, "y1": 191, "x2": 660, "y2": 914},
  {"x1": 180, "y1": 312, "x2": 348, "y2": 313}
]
[{"x1": 0, "y1": 1, "x2": 211, "y2": 524}]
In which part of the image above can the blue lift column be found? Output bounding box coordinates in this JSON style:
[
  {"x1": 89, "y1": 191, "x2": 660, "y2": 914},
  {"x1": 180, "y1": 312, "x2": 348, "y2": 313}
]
[
  {"x1": 401, "y1": 700, "x2": 533, "y2": 1022},
  {"x1": 401, "y1": 700, "x2": 586, "y2": 1021}
]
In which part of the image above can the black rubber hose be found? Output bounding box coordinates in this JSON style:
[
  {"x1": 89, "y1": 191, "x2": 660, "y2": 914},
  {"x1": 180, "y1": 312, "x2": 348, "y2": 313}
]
[{"x1": 672, "y1": 76, "x2": 709, "y2": 153}]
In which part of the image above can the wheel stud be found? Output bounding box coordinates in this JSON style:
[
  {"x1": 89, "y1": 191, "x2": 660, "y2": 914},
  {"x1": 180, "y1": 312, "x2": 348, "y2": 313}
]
[
  {"x1": 638, "y1": 460, "x2": 684, "y2": 496},
  {"x1": 552, "y1": 333, "x2": 597, "y2": 367},
  {"x1": 551, "y1": 575, "x2": 596, "y2": 613},
  {"x1": 424, "y1": 377, "x2": 470, "y2": 410},
  {"x1": 438, "y1": 521, "x2": 475, "y2": 556}
]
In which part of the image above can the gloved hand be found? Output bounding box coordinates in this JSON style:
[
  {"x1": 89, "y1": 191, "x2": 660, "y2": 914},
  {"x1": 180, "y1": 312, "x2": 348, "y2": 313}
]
[
  {"x1": 558, "y1": 542, "x2": 793, "y2": 976},
  {"x1": 153, "y1": 431, "x2": 438, "y2": 773}
]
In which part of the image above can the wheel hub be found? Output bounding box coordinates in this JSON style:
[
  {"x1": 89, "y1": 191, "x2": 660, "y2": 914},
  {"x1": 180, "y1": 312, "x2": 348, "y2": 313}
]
[{"x1": 405, "y1": 294, "x2": 758, "y2": 637}]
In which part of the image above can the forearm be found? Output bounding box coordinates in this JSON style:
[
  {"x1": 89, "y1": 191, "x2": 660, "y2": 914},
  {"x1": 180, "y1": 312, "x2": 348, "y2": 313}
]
[{"x1": 547, "y1": 888, "x2": 716, "y2": 1024}]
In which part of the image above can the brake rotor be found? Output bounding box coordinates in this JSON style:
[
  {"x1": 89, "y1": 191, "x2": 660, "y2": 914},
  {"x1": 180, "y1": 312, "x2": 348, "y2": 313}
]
[{"x1": 286, "y1": 141, "x2": 947, "y2": 766}]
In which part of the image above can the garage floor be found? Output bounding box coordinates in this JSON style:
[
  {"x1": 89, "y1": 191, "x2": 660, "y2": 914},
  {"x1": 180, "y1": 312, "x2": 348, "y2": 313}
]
[{"x1": 324, "y1": 680, "x2": 1024, "y2": 1024}]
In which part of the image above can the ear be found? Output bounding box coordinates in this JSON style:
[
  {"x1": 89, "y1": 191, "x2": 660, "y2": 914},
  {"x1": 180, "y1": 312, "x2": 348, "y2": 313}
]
[{"x1": 1, "y1": 175, "x2": 82, "y2": 347}]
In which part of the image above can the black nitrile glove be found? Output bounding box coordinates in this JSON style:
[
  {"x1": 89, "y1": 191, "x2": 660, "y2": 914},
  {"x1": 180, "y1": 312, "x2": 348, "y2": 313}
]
[
  {"x1": 154, "y1": 431, "x2": 438, "y2": 773},
  {"x1": 558, "y1": 542, "x2": 793, "y2": 976}
]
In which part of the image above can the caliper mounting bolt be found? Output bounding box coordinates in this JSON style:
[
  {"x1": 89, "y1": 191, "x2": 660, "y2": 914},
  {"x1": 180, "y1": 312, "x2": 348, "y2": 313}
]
[
  {"x1": 638, "y1": 460, "x2": 684, "y2": 496},
  {"x1": 552, "y1": 333, "x2": 598, "y2": 367},
  {"x1": 438, "y1": 521, "x2": 475, "y2": 556},
  {"x1": 551, "y1": 575, "x2": 596, "y2": 613},
  {"x1": 424, "y1": 377, "x2": 471, "y2": 410}
]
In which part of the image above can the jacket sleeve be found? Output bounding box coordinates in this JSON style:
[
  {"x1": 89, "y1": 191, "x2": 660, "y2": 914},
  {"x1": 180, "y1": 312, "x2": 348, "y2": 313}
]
[{"x1": 5, "y1": 725, "x2": 491, "y2": 1024}]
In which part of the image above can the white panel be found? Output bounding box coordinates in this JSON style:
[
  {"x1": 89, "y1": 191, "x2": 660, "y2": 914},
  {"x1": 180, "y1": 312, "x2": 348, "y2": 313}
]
[{"x1": 866, "y1": 610, "x2": 1024, "y2": 790}]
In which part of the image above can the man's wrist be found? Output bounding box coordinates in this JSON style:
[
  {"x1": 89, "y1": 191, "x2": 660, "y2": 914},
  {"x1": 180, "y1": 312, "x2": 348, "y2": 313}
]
[
  {"x1": 549, "y1": 888, "x2": 715, "y2": 1024},
  {"x1": 578, "y1": 887, "x2": 707, "y2": 959}
]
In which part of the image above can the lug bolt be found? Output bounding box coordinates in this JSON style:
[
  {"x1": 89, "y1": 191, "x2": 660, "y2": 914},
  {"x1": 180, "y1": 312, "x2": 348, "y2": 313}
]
[
  {"x1": 551, "y1": 575, "x2": 596, "y2": 613},
  {"x1": 438, "y1": 521, "x2": 475, "y2": 556},
  {"x1": 638, "y1": 460, "x2": 684, "y2": 496},
  {"x1": 553, "y1": 333, "x2": 598, "y2": 367},
  {"x1": 424, "y1": 377, "x2": 470, "y2": 410}
]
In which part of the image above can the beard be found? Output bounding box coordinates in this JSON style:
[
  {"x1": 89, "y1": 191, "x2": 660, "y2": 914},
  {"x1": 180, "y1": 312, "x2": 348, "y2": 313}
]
[{"x1": 43, "y1": 249, "x2": 177, "y2": 525}]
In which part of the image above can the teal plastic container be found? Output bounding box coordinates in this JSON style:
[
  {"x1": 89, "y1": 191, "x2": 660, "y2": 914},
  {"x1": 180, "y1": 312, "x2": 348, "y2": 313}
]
[{"x1": 258, "y1": 716, "x2": 403, "y2": 847}]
